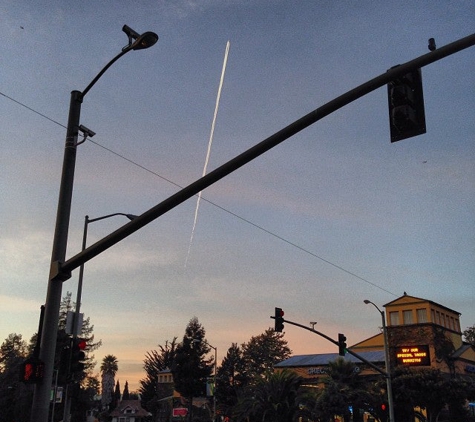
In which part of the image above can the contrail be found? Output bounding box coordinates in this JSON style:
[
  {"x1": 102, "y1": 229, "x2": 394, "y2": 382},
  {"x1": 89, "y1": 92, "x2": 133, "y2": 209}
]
[{"x1": 185, "y1": 41, "x2": 230, "y2": 268}]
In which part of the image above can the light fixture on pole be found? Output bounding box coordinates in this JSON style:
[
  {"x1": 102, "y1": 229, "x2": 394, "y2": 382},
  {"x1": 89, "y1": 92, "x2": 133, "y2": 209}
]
[
  {"x1": 193, "y1": 339, "x2": 217, "y2": 422},
  {"x1": 30, "y1": 26, "x2": 157, "y2": 422},
  {"x1": 364, "y1": 299, "x2": 395, "y2": 422}
]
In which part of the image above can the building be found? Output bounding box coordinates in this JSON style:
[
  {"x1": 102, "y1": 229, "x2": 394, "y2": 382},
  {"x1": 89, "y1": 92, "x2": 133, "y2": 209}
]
[
  {"x1": 275, "y1": 351, "x2": 387, "y2": 385},
  {"x1": 353, "y1": 293, "x2": 475, "y2": 379},
  {"x1": 276, "y1": 294, "x2": 475, "y2": 422},
  {"x1": 155, "y1": 369, "x2": 211, "y2": 421},
  {"x1": 109, "y1": 400, "x2": 151, "y2": 422},
  {"x1": 276, "y1": 293, "x2": 475, "y2": 383}
]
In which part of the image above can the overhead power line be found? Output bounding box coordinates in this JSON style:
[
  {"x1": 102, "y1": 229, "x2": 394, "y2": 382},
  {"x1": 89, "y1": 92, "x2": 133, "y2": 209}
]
[{"x1": 0, "y1": 90, "x2": 397, "y2": 296}]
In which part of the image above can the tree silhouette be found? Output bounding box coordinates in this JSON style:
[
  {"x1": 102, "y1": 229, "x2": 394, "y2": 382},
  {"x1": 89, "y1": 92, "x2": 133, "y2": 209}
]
[
  {"x1": 100, "y1": 355, "x2": 118, "y2": 410},
  {"x1": 216, "y1": 343, "x2": 246, "y2": 417},
  {"x1": 241, "y1": 328, "x2": 291, "y2": 380},
  {"x1": 171, "y1": 317, "x2": 213, "y2": 421},
  {"x1": 233, "y1": 370, "x2": 305, "y2": 422},
  {"x1": 123, "y1": 381, "x2": 130, "y2": 400},
  {"x1": 139, "y1": 337, "x2": 178, "y2": 416}
]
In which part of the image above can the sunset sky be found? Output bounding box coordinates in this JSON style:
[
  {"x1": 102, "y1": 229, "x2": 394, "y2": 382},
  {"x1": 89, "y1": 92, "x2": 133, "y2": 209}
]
[{"x1": 1, "y1": 1, "x2": 474, "y2": 391}]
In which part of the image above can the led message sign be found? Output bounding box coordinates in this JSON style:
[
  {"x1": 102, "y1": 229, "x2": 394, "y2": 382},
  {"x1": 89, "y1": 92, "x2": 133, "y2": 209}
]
[{"x1": 395, "y1": 345, "x2": 430, "y2": 366}]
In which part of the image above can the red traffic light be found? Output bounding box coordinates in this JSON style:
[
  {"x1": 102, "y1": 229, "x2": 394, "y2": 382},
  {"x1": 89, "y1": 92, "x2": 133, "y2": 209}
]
[
  {"x1": 274, "y1": 307, "x2": 285, "y2": 332},
  {"x1": 76, "y1": 339, "x2": 87, "y2": 350},
  {"x1": 70, "y1": 338, "x2": 87, "y2": 376}
]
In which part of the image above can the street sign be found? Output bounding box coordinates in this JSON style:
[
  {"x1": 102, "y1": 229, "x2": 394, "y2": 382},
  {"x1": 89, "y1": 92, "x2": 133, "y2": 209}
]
[{"x1": 173, "y1": 408, "x2": 188, "y2": 417}]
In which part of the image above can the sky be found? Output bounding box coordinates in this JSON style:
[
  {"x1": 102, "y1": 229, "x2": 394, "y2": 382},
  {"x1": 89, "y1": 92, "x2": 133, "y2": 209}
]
[{"x1": 1, "y1": 1, "x2": 474, "y2": 392}]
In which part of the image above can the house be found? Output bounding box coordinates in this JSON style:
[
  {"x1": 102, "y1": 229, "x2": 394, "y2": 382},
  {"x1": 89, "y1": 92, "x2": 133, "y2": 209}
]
[{"x1": 109, "y1": 400, "x2": 151, "y2": 422}]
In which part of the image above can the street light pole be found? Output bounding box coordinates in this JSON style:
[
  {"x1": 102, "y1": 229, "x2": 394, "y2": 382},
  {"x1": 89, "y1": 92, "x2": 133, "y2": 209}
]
[
  {"x1": 74, "y1": 213, "x2": 137, "y2": 332},
  {"x1": 193, "y1": 339, "x2": 217, "y2": 422},
  {"x1": 62, "y1": 213, "x2": 136, "y2": 422},
  {"x1": 30, "y1": 26, "x2": 157, "y2": 422},
  {"x1": 209, "y1": 344, "x2": 217, "y2": 422},
  {"x1": 364, "y1": 300, "x2": 395, "y2": 422}
]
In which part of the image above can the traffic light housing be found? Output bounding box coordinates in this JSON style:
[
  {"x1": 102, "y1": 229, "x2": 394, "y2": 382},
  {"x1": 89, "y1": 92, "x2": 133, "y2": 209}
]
[
  {"x1": 20, "y1": 358, "x2": 44, "y2": 383},
  {"x1": 338, "y1": 333, "x2": 347, "y2": 356},
  {"x1": 274, "y1": 307, "x2": 285, "y2": 332},
  {"x1": 387, "y1": 67, "x2": 426, "y2": 142},
  {"x1": 70, "y1": 338, "x2": 87, "y2": 377}
]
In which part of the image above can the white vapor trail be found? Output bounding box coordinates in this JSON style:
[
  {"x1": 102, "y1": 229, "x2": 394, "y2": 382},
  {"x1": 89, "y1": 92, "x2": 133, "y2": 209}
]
[{"x1": 184, "y1": 41, "x2": 230, "y2": 268}]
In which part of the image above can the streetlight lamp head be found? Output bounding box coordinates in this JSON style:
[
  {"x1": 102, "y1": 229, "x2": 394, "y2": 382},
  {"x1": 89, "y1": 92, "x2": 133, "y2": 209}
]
[
  {"x1": 133, "y1": 31, "x2": 159, "y2": 50},
  {"x1": 122, "y1": 25, "x2": 158, "y2": 51},
  {"x1": 364, "y1": 299, "x2": 371, "y2": 304}
]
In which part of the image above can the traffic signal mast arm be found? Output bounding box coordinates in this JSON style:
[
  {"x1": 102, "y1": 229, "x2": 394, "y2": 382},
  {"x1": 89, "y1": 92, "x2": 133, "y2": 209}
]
[
  {"x1": 272, "y1": 315, "x2": 387, "y2": 377},
  {"x1": 54, "y1": 33, "x2": 475, "y2": 282}
]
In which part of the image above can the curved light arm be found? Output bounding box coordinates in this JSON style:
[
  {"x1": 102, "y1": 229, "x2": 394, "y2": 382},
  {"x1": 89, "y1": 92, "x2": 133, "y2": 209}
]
[
  {"x1": 80, "y1": 49, "x2": 129, "y2": 100},
  {"x1": 80, "y1": 25, "x2": 158, "y2": 100},
  {"x1": 87, "y1": 212, "x2": 138, "y2": 224}
]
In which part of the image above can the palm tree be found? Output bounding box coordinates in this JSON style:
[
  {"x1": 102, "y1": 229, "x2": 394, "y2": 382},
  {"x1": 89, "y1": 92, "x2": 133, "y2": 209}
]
[
  {"x1": 233, "y1": 370, "x2": 306, "y2": 422},
  {"x1": 315, "y1": 358, "x2": 375, "y2": 422},
  {"x1": 101, "y1": 354, "x2": 118, "y2": 410}
]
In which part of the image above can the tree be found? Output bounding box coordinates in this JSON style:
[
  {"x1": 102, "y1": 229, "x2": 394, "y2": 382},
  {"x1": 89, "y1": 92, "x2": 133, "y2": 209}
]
[
  {"x1": 312, "y1": 358, "x2": 372, "y2": 422},
  {"x1": 463, "y1": 324, "x2": 475, "y2": 346},
  {"x1": 0, "y1": 295, "x2": 101, "y2": 422},
  {"x1": 215, "y1": 343, "x2": 246, "y2": 418},
  {"x1": 0, "y1": 334, "x2": 31, "y2": 422},
  {"x1": 392, "y1": 367, "x2": 475, "y2": 422},
  {"x1": 233, "y1": 370, "x2": 307, "y2": 422},
  {"x1": 58, "y1": 292, "x2": 102, "y2": 376},
  {"x1": 139, "y1": 338, "x2": 178, "y2": 419},
  {"x1": 113, "y1": 380, "x2": 121, "y2": 409},
  {"x1": 101, "y1": 355, "x2": 118, "y2": 410},
  {"x1": 171, "y1": 317, "x2": 213, "y2": 421},
  {"x1": 241, "y1": 328, "x2": 291, "y2": 381},
  {"x1": 123, "y1": 381, "x2": 130, "y2": 400}
]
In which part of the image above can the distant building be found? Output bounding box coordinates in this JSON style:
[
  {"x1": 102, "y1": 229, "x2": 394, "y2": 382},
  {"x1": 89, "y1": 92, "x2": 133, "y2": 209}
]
[
  {"x1": 276, "y1": 293, "x2": 475, "y2": 383},
  {"x1": 155, "y1": 368, "x2": 212, "y2": 421},
  {"x1": 109, "y1": 399, "x2": 151, "y2": 422}
]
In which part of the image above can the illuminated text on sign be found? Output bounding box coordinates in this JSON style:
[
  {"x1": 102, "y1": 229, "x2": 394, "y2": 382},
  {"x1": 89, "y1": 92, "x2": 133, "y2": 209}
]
[{"x1": 395, "y1": 345, "x2": 430, "y2": 366}]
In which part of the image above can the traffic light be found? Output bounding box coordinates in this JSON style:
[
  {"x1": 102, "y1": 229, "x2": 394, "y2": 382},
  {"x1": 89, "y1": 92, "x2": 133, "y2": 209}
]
[
  {"x1": 338, "y1": 333, "x2": 347, "y2": 356},
  {"x1": 387, "y1": 67, "x2": 426, "y2": 142},
  {"x1": 70, "y1": 338, "x2": 87, "y2": 377},
  {"x1": 274, "y1": 307, "x2": 285, "y2": 332},
  {"x1": 20, "y1": 358, "x2": 44, "y2": 383}
]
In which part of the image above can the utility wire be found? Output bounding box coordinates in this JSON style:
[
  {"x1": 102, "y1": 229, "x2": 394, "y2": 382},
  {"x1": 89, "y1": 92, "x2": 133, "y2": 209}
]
[
  {"x1": 1, "y1": 90, "x2": 397, "y2": 296},
  {"x1": 0, "y1": 91, "x2": 66, "y2": 128}
]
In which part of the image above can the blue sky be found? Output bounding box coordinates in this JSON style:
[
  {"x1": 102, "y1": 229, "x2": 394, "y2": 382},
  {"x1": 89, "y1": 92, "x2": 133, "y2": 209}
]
[{"x1": 1, "y1": 1, "x2": 474, "y2": 391}]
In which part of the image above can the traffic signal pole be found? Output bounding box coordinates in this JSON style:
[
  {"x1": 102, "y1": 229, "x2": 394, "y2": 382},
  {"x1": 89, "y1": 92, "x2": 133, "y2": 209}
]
[
  {"x1": 53, "y1": 33, "x2": 475, "y2": 283},
  {"x1": 271, "y1": 315, "x2": 387, "y2": 376}
]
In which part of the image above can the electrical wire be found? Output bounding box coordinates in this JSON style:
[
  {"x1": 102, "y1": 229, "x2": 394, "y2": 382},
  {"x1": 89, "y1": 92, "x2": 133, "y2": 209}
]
[{"x1": 0, "y1": 90, "x2": 397, "y2": 296}]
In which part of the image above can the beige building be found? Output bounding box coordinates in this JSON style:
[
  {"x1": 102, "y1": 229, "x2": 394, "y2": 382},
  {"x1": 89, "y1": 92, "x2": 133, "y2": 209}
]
[
  {"x1": 277, "y1": 294, "x2": 475, "y2": 382},
  {"x1": 276, "y1": 294, "x2": 475, "y2": 420},
  {"x1": 352, "y1": 293, "x2": 475, "y2": 378}
]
